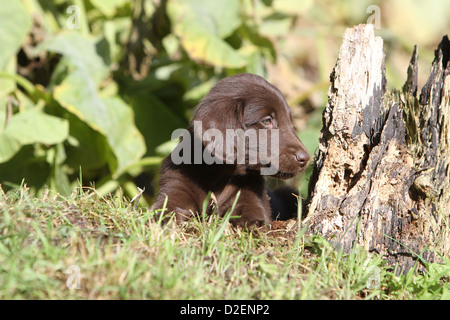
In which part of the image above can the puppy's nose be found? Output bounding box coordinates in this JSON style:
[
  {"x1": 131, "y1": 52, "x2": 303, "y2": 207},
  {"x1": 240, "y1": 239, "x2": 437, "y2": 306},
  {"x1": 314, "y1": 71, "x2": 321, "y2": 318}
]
[{"x1": 295, "y1": 151, "x2": 310, "y2": 167}]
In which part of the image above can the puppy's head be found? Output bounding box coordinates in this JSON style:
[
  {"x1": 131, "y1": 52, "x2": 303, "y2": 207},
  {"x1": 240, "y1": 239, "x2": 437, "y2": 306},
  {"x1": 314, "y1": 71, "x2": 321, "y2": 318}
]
[{"x1": 189, "y1": 73, "x2": 309, "y2": 177}]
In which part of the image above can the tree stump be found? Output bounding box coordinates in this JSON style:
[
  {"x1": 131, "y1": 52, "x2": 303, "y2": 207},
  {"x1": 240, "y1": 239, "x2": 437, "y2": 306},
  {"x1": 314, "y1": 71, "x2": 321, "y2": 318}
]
[{"x1": 304, "y1": 24, "x2": 450, "y2": 272}]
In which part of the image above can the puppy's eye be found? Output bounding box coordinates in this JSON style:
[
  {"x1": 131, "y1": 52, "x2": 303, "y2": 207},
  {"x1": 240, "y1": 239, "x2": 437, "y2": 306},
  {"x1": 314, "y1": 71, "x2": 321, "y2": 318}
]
[{"x1": 261, "y1": 116, "x2": 273, "y2": 127}]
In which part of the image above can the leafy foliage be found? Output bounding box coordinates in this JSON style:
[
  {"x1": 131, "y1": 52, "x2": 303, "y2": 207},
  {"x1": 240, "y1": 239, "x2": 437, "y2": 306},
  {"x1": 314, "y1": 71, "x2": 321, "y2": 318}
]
[
  {"x1": 2, "y1": 0, "x2": 449, "y2": 202},
  {"x1": 0, "y1": 0, "x2": 301, "y2": 199}
]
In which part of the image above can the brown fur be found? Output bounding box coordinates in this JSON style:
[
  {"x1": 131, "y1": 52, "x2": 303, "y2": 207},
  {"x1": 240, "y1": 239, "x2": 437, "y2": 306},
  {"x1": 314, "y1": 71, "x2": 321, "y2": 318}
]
[{"x1": 152, "y1": 73, "x2": 309, "y2": 228}]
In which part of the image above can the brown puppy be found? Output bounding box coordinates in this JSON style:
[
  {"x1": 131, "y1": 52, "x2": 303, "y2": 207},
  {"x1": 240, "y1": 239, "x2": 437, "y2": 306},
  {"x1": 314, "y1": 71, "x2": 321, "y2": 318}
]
[{"x1": 152, "y1": 73, "x2": 309, "y2": 227}]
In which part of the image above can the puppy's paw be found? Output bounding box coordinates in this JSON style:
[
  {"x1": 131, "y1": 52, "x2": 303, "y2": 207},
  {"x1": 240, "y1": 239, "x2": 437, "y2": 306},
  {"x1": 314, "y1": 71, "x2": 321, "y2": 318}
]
[
  {"x1": 230, "y1": 205, "x2": 270, "y2": 230},
  {"x1": 154, "y1": 207, "x2": 194, "y2": 224},
  {"x1": 173, "y1": 207, "x2": 194, "y2": 223}
]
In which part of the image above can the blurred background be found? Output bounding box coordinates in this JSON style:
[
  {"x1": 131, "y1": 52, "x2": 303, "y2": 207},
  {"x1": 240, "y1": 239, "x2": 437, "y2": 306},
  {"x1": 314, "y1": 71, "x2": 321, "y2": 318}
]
[{"x1": 1, "y1": 0, "x2": 449, "y2": 205}]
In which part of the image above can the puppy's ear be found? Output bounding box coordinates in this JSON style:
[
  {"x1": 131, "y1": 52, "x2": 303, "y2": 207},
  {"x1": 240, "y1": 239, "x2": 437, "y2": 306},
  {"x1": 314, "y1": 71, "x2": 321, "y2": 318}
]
[{"x1": 192, "y1": 98, "x2": 245, "y2": 164}]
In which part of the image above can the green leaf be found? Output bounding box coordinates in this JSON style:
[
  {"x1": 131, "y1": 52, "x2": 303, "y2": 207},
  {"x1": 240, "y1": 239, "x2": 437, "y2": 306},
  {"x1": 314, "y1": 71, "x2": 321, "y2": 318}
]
[
  {"x1": 0, "y1": 0, "x2": 32, "y2": 97},
  {"x1": 167, "y1": 0, "x2": 246, "y2": 68},
  {"x1": 90, "y1": 0, "x2": 130, "y2": 17},
  {"x1": 0, "y1": 58, "x2": 17, "y2": 98},
  {"x1": 169, "y1": 0, "x2": 241, "y2": 38},
  {"x1": 183, "y1": 77, "x2": 217, "y2": 101},
  {"x1": 5, "y1": 109, "x2": 68, "y2": 145},
  {"x1": 0, "y1": 145, "x2": 50, "y2": 192},
  {"x1": 130, "y1": 93, "x2": 186, "y2": 157},
  {"x1": 48, "y1": 143, "x2": 72, "y2": 196},
  {"x1": 155, "y1": 140, "x2": 178, "y2": 157},
  {"x1": 54, "y1": 75, "x2": 145, "y2": 177},
  {"x1": 39, "y1": 32, "x2": 146, "y2": 178},
  {"x1": 0, "y1": 109, "x2": 69, "y2": 163},
  {"x1": 37, "y1": 32, "x2": 109, "y2": 85},
  {"x1": 64, "y1": 113, "x2": 109, "y2": 172},
  {"x1": 102, "y1": 97, "x2": 147, "y2": 177},
  {"x1": 0, "y1": 0, "x2": 32, "y2": 68},
  {"x1": 238, "y1": 23, "x2": 276, "y2": 63},
  {"x1": 0, "y1": 134, "x2": 21, "y2": 164}
]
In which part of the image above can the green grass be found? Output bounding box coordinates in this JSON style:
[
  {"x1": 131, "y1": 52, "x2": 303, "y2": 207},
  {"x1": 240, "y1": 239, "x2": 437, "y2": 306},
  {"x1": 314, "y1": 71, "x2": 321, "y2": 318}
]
[{"x1": 0, "y1": 185, "x2": 449, "y2": 300}]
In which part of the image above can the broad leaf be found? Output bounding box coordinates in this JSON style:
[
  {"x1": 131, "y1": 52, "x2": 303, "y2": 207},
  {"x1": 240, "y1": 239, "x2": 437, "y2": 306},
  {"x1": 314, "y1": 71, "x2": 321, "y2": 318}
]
[
  {"x1": 39, "y1": 32, "x2": 146, "y2": 178},
  {"x1": 54, "y1": 73, "x2": 146, "y2": 177},
  {"x1": 0, "y1": 109, "x2": 69, "y2": 163},
  {"x1": 0, "y1": 134, "x2": 21, "y2": 164},
  {"x1": 167, "y1": 0, "x2": 246, "y2": 68},
  {"x1": 90, "y1": 0, "x2": 130, "y2": 17},
  {"x1": 0, "y1": 0, "x2": 32, "y2": 97},
  {"x1": 64, "y1": 113, "x2": 109, "y2": 172},
  {"x1": 37, "y1": 32, "x2": 109, "y2": 85},
  {"x1": 0, "y1": 0, "x2": 32, "y2": 67},
  {"x1": 130, "y1": 93, "x2": 186, "y2": 157}
]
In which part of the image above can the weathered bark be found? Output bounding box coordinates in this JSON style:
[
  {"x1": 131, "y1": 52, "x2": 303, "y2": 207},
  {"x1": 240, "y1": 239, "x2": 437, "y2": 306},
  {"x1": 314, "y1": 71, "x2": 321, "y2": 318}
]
[{"x1": 304, "y1": 24, "x2": 450, "y2": 272}]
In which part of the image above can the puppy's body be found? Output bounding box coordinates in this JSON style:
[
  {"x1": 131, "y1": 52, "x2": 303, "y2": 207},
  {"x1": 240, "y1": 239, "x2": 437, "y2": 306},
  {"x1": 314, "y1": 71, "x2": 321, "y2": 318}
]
[
  {"x1": 152, "y1": 73, "x2": 309, "y2": 227},
  {"x1": 156, "y1": 158, "x2": 271, "y2": 226}
]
